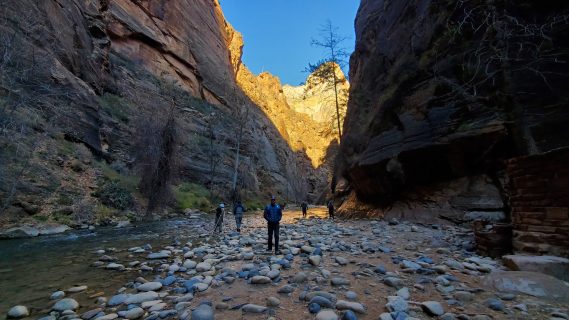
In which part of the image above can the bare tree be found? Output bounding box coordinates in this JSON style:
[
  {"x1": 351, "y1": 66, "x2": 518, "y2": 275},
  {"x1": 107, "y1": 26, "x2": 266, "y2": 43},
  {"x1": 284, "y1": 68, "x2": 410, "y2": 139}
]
[
  {"x1": 130, "y1": 79, "x2": 181, "y2": 217},
  {"x1": 230, "y1": 93, "x2": 249, "y2": 202},
  {"x1": 204, "y1": 112, "x2": 225, "y2": 203},
  {"x1": 307, "y1": 20, "x2": 350, "y2": 142}
]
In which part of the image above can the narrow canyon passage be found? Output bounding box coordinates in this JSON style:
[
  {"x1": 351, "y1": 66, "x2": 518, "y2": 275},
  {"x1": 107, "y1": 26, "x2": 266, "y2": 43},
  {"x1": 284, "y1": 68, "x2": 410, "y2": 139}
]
[{"x1": 1, "y1": 0, "x2": 569, "y2": 320}]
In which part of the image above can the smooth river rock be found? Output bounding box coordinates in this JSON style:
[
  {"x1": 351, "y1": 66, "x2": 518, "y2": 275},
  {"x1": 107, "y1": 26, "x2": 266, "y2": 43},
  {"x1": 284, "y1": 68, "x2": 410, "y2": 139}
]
[
  {"x1": 53, "y1": 298, "x2": 79, "y2": 311},
  {"x1": 137, "y1": 282, "x2": 162, "y2": 292},
  {"x1": 124, "y1": 292, "x2": 159, "y2": 304},
  {"x1": 335, "y1": 300, "x2": 366, "y2": 314},
  {"x1": 421, "y1": 301, "x2": 445, "y2": 316},
  {"x1": 7, "y1": 306, "x2": 29, "y2": 319},
  {"x1": 316, "y1": 309, "x2": 338, "y2": 320}
]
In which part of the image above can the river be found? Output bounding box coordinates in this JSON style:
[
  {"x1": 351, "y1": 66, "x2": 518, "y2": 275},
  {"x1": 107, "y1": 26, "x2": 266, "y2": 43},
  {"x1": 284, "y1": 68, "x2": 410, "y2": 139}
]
[{"x1": 0, "y1": 207, "x2": 329, "y2": 315}]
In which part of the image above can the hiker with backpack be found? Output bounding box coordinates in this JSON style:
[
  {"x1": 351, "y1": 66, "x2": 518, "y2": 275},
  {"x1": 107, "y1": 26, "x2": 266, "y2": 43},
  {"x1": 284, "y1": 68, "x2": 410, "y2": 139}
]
[{"x1": 233, "y1": 200, "x2": 246, "y2": 232}]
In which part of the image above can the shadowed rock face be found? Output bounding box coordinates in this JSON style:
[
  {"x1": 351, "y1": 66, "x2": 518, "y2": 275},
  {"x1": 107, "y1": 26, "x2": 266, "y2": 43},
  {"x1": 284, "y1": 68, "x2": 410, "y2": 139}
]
[
  {"x1": 338, "y1": 0, "x2": 569, "y2": 215},
  {"x1": 0, "y1": 0, "x2": 326, "y2": 220}
]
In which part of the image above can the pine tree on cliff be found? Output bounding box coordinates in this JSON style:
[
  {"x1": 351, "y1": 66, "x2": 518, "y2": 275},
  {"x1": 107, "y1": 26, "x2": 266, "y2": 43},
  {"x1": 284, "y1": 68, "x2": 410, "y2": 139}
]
[{"x1": 306, "y1": 20, "x2": 350, "y2": 142}]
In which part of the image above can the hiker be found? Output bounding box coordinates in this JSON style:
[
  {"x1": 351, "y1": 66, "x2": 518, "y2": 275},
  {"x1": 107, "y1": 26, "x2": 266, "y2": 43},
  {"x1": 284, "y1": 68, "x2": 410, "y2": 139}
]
[
  {"x1": 263, "y1": 195, "x2": 283, "y2": 254},
  {"x1": 301, "y1": 201, "x2": 308, "y2": 218},
  {"x1": 327, "y1": 200, "x2": 335, "y2": 219},
  {"x1": 214, "y1": 203, "x2": 225, "y2": 233},
  {"x1": 233, "y1": 200, "x2": 246, "y2": 232}
]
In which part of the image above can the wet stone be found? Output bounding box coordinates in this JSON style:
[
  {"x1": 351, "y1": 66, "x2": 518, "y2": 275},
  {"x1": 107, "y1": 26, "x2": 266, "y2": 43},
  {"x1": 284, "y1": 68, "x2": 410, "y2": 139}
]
[
  {"x1": 7, "y1": 306, "x2": 29, "y2": 319},
  {"x1": 53, "y1": 298, "x2": 79, "y2": 311}
]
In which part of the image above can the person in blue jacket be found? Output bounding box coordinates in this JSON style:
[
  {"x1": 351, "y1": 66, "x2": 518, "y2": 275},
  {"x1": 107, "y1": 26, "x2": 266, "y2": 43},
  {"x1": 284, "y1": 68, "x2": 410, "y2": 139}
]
[{"x1": 263, "y1": 195, "x2": 283, "y2": 254}]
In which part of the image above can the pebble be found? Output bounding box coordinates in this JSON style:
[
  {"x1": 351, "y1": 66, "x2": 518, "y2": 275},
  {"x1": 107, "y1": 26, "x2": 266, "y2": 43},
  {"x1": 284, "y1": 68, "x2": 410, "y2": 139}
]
[
  {"x1": 335, "y1": 257, "x2": 349, "y2": 265},
  {"x1": 331, "y1": 277, "x2": 350, "y2": 286},
  {"x1": 191, "y1": 303, "x2": 214, "y2": 320},
  {"x1": 147, "y1": 251, "x2": 170, "y2": 259},
  {"x1": 137, "y1": 282, "x2": 162, "y2": 292},
  {"x1": 309, "y1": 303, "x2": 322, "y2": 314},
  {"x1": 341, "y1": 310, "x2": 358, "y2": 320},
  {"x1": 316, "y1": 309, "x2": 339, "y2": 320},
  {"x1": 267, "y1": 269, "x2": 280, "y2": 279},
  {"x1": 51, "y1": 291, "x2": 65, "y2": 300},
  {"x1": 421, "y1": 301, "x2": 445, "y2": 316},
  {"x1": 454, "y1": 291, "x2": 474, "y2": 302},
  {"x1": 241, "y1": 304, "x2": 268, "y2": 313},
  {"x1": 250, "y1": 276, "x2": 271, "y2": 284},
  {"x1": 379, "y1": 313, "x2": 393, "y2": 320},
  {"x1": 266, "y1": 297, "x2": 280, "y2": 307},
  {"x1": 183, "y1": 260, "x2": 197, "y2": 269},
  {"x1": 384, "y1": 277, "x2": 403, "y2": 288},
  {"x1": 485, "y1": 298, "x2": 505, "y2": 311},
  {"x1": 385, "y1": 296, "x2": 408, "y2": 313},
  {"x1": 82, "y1": 308, "x2": 103, "y2": 320},
  {"x1": 309, "y1": 296, "x2": 335, "y2": 308},
  {"x1": 67, "y1": 285, "x2": 88, "y2": 293},
  {"x1": 335, "y1": 300, "x2": 366, "y2": 314},
  {"x1": 293, "y1": 272, "x2": 307, "y2": 283},
  {"x1": 106, "y1": 263, "x2": 125, "y2": 270},
  {"x1": 7, "y1": 306, "x2": 29, "y2": 319},
  {"x1": 53, "y1": 298, "x2": 79, "y2": 311},
  {"x1": 396, "y1": 287, "x2": 410, "y2": 300},
  {"x1": 278, "y1": 285, "x2": 295, "y2": 294},
  {"x1": 94, "y1": 313, "x2": 118, "y2": 320},
  {"x1": 196, "y1": 262, "x2": 211, "y2": 272},
  {"x1": 345, "y1": 291, "x2": 357, "y2": 300},
  {"x1": 124, "y1": 292, "x2": 159, "y2": 304},
  {"x1": 310, "y1": 255, "x2": 322, "y2": 266},
  {"x1": 107, "y1": 294, "x2": 128, "y2": 306}
]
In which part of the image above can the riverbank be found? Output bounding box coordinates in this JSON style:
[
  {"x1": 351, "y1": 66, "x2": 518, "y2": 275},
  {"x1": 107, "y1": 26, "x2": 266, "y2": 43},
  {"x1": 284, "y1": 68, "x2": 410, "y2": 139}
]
[{"x1": 3, "y1": 209, "x2": 569, "y2": 320}]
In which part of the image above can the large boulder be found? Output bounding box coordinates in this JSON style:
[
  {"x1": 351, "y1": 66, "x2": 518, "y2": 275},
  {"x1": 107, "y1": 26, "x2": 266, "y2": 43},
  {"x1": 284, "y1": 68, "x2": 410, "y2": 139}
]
[
  {"x1": 0, "y1": 226, "x2": 39, "y2": 239},
  {"x1": 503, "y1": 255, "x2": 569, "y2": 282},
  {"x1": 482, "y1": 271, "x2": 569, "y2": 303}
]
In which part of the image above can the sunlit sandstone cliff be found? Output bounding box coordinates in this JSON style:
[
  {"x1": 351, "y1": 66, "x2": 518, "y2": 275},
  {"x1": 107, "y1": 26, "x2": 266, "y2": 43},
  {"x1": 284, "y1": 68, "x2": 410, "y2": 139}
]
[
  {"x1": 225, "y1": 25, "x2": 348, "y2": 169},
  {"x1": 283, "y1": 63, "x2": 349, "y2": 125}
]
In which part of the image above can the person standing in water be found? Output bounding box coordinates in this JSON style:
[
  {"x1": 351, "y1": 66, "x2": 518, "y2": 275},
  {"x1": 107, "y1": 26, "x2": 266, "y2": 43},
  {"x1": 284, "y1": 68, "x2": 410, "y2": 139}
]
[
  {"x1": 233, "y1": 200, "x2": 246, "y2": 232},
  {"x1": 263, "y1": 195, "x2": 283, "y2": 254},
  {"x1": 301, "y1": 201, "x2": 308, "y2": 218}
]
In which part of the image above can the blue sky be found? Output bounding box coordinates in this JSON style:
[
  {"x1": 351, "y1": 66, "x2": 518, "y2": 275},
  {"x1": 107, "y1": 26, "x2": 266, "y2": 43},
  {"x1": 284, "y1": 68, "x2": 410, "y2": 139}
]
[{"x1": 220, "y1": 1, "x2": 360, "y2": 85}]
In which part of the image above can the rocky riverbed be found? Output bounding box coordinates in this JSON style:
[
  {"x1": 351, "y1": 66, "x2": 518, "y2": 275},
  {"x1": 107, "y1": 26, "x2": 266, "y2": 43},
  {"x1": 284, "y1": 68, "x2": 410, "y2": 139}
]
[{"x1": 4, "y1": 208, "x2": 569, "y2": 320}]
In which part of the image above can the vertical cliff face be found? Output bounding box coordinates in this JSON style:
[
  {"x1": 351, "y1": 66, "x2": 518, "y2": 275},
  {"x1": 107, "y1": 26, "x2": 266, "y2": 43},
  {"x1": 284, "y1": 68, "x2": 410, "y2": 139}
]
[
  {"x1": 0, "y1": 0, "x2": 326, "y2": 223},
  {"x1": 339, "y1": 0, "x2": 569, "y2": 221}
]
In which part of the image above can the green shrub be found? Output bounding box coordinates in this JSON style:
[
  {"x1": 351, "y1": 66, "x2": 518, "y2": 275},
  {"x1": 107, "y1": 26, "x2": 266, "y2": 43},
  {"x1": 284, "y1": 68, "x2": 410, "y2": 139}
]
[
  {"x1": 97, "y1": 93, "x2": 130, "y2": 123},
  {"x1": 97, "y1": 180, "x2": 133, "y2": 210},
  {"x1": 95, "y1": 160, "x2": 139, "y2": 193},
  {"x1": 174, "y1": 182, "x2": 211, "y2": 211}
]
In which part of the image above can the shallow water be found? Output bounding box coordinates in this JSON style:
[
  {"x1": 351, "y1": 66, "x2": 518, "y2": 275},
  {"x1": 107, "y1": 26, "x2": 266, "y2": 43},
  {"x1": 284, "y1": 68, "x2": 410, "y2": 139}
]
[
  {"x1": 0, "y1": 218, "x2": 208, "y2": 314},
  {"x1": 0, "y1": 207, "x2": 330, "y2": 315}
]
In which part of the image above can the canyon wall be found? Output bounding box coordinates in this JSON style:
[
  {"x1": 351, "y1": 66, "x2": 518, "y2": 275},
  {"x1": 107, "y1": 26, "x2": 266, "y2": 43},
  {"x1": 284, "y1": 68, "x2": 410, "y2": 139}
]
[
  {"x1": 226, "y1": 26, "x2": 348, "y2": 200},
  {"x1": 338, "y1": 0, "x2": 569, "y2": 223},
  {"x1": 0, "y1": 0, "x2": 329, "y2": 225}
]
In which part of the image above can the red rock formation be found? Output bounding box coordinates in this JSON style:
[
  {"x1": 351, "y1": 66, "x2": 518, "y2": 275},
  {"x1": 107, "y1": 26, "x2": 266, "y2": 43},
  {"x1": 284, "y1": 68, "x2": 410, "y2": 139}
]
[
  {"x1": 0, "y1": 0, "x2": 323, "y2": 221},
  {"x1": 338, "y1": 0, "x2": 569, "y2": 222}
]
